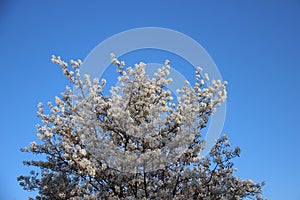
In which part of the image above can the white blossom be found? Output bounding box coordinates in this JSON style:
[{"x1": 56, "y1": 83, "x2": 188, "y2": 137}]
[{"x1": 18, "y1": 54, "x2": 265, "y2": 200}]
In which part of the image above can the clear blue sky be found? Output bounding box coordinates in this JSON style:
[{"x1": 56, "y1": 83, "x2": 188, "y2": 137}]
[{"x1": 0, "y1": 1, "x2": 299, "y2": 199}]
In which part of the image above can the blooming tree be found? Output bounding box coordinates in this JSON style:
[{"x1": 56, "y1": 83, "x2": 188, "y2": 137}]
[{"x1": 18, "y1": 54, "x2": 265, "y2": 199}]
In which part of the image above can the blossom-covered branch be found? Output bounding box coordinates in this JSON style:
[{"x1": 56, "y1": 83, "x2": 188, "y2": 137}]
[{"x1": 18, "y1": 54, "x2": 265, "y2": 199}]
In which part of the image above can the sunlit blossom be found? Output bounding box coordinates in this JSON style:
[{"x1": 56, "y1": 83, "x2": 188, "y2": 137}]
[{"x1": 18, "y1": 54, "x2": 265, "y2": 200}]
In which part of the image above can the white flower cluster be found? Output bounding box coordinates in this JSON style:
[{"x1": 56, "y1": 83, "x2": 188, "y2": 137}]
[{"x1": 18, "y1": 54, "x2": 265, "y2": 199}]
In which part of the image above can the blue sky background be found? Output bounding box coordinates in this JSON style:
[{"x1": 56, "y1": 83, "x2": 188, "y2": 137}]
[{"x1": 0, "y1": 1, "x2": 300, "y2": 199}]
